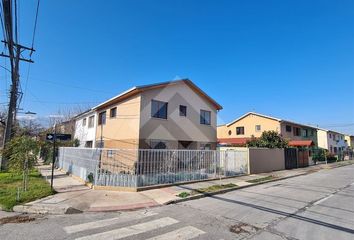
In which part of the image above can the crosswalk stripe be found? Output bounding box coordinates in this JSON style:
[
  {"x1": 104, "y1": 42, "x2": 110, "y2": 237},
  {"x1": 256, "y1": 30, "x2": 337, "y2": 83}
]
[
  {"x1": 146, "y1": 226, "x2": 205, "y2": 240},
  {"x1": 75, "y1": 217, "x2": 179, "y2": 240},
  {"x1": 64, "y1": 212, "x2": 158, "y2": 234}
]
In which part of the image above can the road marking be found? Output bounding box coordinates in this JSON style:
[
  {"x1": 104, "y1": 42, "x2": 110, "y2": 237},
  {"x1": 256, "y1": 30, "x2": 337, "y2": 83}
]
[
  {"x1": 64, "y1": 212, "x2": 158, "y2": 234},
  {"x1": 146, "y1": 226, "x2": 205, "y2": 240},
  {"x1": 75, "y1": 217, "x2": 179, "y2": 240},
  {"x1": 313, "y1": 194, "x2": 334, "y2": 205}
]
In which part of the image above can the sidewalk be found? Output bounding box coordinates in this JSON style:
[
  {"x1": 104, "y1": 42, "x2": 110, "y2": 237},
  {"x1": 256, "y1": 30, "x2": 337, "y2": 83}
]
[{"x1": 12, "y1": 160, "x2": 354, "y2": 215}]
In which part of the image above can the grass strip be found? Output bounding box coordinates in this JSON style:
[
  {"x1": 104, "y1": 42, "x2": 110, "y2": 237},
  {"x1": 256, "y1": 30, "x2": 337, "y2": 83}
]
[
  {"x1": 246, "y1": 175, "x2": 275, "y2": 183},
  {"x1": 0, "y1": 170, "x2": 54, "y2": 211}
]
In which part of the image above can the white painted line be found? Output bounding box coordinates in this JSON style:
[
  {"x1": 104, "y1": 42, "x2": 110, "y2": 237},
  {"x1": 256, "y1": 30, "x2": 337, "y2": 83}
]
[
  {"x1": 314, "y1": 194, "x2": 334, "y2": 205},
  {"x1": 146, "y1": 226, "x2": 205, "y2": 240},
  {"x1": 64, "y1": 212, "x2": 158, "y2": 234},
  {"x1": 75, "y1": 217, "x2": 179, "y2": 240}
]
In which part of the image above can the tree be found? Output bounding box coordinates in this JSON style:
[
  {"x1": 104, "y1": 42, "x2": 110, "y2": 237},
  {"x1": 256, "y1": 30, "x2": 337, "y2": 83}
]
[
  {"x1": 246, "y1": 131, "x2": 288, "y2": 148},
  {"x1": 2, "y1": 136, "x2": 40, "y2": 191}
]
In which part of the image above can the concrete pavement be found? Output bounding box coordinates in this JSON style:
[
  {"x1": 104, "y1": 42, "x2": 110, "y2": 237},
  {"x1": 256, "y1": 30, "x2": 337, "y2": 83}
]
[
  {"x1": 11, "y1": 160, "x2": 354, "y2": 214},
  {"x1": 1, "y1": 164, "x2": 353, "y2": 239}
]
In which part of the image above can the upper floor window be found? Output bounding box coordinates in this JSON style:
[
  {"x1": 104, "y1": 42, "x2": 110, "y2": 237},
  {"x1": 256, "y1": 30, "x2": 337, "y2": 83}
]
[
  {"x1": 236, "y1": 126, "x2": 245, "y2": 135},
  {"x1": 179, "y1": 105, "x2": 187, "y2": 117},
  {"x1": 88, "y1": 115, "x2": 95, "y2": 128},
  {"x1": 151, "y1": 100, "x2": 168, "y2": 119},
  {"x1": 200, "y1": 110, "x2": 211, "y2": 125},
  {"x1": 293, "y1": 127, "x2": 301, "y2": 136},
  {"x1": 302, "y1": 129, "x2": 308, "y2": 137},
  {"x1": 82, "y1": 118, "x2": 87, "y2": 126},
  {"x1": 98, "y1": 111, "x2": 106, "y2": 125},
  {"x1": 255, "y1": 125, "x2": 261, "y2": 132},
  {"x1": 228, "y1": 130, "x2": 232, "y2": 136},
  {"x1": 110, "y1": 107, "x2": 117, "y2": 118},
  {"x1": 285, "y1": 125, "x2": 292, "y2": 132}
]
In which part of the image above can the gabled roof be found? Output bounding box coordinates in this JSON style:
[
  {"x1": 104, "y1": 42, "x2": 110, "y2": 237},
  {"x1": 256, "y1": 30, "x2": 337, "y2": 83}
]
[
  {"x1": 93, "y1": 79, "x2": 222, "y2": 110},
  {"x1": 226, "y1": 112, "x2": 317, "y2": 130},
  {"x1": 226, "y1": 112, "x2": 281, "y2": 127}
]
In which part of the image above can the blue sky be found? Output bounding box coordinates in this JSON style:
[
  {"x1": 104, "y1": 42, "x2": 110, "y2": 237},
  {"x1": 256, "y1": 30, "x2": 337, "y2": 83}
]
[{"x1": 2, "y1": 0, "x2": 354, "y2": 134}]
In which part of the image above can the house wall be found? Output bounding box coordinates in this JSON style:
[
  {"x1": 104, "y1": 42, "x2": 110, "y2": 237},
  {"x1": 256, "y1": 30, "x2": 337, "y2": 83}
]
[
  {"x1": 280, "y1": 122, "x2": 318, "y2": 145},
  {"x1": 317, "y1": 129, "x2": 328, "y2": 150},
  {"x1": 327, "y1": 131, "x2": 346, "y2": 153},
  {"x1": 139, "y1": 82, "x2": 218, "y2": 149},
  {"x1": 74, "y1": 112, "x2": 97, "y2": 148},
  {"x1": 217, "y1": 114, "x2": 281, "y2": 139},
  {"x1": 248, "y1": 148, "x2": 285, "y2": 174},
  {"x1": 96, "y1": 94, "x2": 141, "y2": 149},
  {"x1": 344, "y1": 135, "x2": 351, "y2": 149}
]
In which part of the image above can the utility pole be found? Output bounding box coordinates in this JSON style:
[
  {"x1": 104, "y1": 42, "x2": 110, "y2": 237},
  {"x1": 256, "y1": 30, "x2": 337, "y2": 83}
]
[{"x1": 0, "y1": 0, "x2": 35, "y2": 169}]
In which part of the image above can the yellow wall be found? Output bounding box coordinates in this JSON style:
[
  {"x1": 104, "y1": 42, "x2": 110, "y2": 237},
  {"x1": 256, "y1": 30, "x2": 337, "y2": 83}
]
[
  {"x1": 217, "y1": 113, "x2": 280, "y2": 139},
  {"x1": 96, "y1": 94, "x2": 141, "y2": 149}
]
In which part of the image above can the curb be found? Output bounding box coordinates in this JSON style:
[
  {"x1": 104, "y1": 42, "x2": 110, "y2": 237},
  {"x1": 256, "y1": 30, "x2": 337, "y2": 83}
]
[{"x1": 167, "y1": 162, "x2": 353, "y2": 205}]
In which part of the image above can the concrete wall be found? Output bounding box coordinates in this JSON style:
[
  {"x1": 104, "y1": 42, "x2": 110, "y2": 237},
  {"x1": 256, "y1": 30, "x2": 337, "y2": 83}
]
[
  {"x1": 217, "y1": 113, "x2": 281, "y2": 139},
  {"x1": 74, "y1": 111, "x2": 97, "y2": 148},
  {"x1": 248, "y1": 148, "x2": 285, "y2": 174},
  {"x1": 139, "y1": 81, "x2": 218, "y2": 149},
  {"x1": 96, "y1": 94, "x2": 141, "y2": 149}
]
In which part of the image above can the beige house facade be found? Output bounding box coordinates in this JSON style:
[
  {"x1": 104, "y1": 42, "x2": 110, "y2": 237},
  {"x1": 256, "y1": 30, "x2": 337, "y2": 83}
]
[
  {"x1": 217, "y1": 112, "x2": 317, "y2": 147},
  {"x1": 93, "y1": 79, "x2": 222, "y2": 150}
]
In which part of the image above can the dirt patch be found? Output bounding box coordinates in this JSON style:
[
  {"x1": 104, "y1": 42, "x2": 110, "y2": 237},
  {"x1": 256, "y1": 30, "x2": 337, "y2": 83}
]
[
  {"x1": 0, "y1": 215, "x2": 35, "y2": 225},
  {"x1": 230, "y1": 222, "x2": 260, "y2": 235}
]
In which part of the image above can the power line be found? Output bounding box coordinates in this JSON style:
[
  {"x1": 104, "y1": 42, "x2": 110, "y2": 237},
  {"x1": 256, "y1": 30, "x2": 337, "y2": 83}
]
[{"x1": 30, "y1": 0, "x2": 40, "y2": 55}]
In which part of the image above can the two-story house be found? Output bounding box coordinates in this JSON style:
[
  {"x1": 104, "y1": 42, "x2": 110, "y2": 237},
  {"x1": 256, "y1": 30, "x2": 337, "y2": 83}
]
[
  {"x1": 217, "y1": 112, "x2": 317, "y2": 147},
  {"x1": 86, "y1": 79, "x2": 222, "y2": 150},
  {"x1": 74, "y1": 109, "x2": 97, "y2": 148},
  {"x1": 317, "y1": 128, "x2": 347, "y2": 154}
]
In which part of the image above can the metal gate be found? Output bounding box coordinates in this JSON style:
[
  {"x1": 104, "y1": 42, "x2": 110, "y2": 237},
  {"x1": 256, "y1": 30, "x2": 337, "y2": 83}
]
[
  {"x1": 284, "y1": 148, "x2": 297, "y2": 169},
  {"x1": 298, "y1": 149, "x2": 309, "y2": 167}
]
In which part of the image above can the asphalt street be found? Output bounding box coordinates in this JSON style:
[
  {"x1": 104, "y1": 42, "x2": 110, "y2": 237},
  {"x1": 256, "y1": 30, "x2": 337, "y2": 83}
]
[{"x1": 1, "y1": 164, "x2": 353, "y2": 240}]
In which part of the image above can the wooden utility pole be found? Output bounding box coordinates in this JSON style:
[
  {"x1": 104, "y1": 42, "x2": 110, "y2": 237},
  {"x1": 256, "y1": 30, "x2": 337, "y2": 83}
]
[{"x1": 0, "y1": 0, "x2": 35, "y2": 169}]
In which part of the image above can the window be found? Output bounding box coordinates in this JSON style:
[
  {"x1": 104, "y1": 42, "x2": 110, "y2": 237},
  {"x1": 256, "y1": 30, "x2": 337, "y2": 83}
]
[
  {"x1": 255, "y1": 125, "x2": 261, "y2": 132},
  {"x1": 85, "y1": 141, "x2": 93, "y2": 148},
  {"x1": 200, "y1": 110, "x2": 211, "y2": 125},
  {"x1": 329, "y1": 133, "x2": 332, "y2": 138},
  {"x1": 236, "y1": 127, "x2": 245, "y2": 135},
  {"x1": 285, "y1": 125, "x2": 292, "y2": 132},
  {"x1": 88, "y1": 116, "x2": 95, "y2": 128},
  {"x1": 82, "y1": 118, "x2": 87, "y2": 126},
  {"x1": 179, "y1": 105, "x2": 187, "y2": 117},
  {"x1": 151, "y1": 100, "x2": 168, "y2": 119},
  {"x1": 107, "y1": 150, "x2": 114, "y2": 158},
  {"x1": 150, "y1": 140, "x2": 167, "y2": 149},
  {"x1": 302, "y1": 129, "x2": 308, "y2": 137},
  {"x1": 200, "y1": 143, "x2": 211, "y2": 150},
  {"x1": 110, "y1": 107, "x2": 117, "y2": 118},
  {"x1": 293, "y1": 127, "x2": 301, "y2": 136},
  {"x1": 98, "y1": 111, "x2": 106, "y2": 125},
  {"x1": 228, "y1": 130, "x2": 232, "y2": 136}
]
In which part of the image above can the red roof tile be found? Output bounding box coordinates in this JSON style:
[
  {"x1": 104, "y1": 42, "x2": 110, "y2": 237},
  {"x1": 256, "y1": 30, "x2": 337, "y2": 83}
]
[{"x1": 288, "y1": 140, "x2": 314, "y2": 147}]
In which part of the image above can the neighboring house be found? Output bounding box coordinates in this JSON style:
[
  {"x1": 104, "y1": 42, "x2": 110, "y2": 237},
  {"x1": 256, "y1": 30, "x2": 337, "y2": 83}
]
[
  {"x1": 92, "y1": 79, "x2": 222, "y2": 150},
  {"x1": 317, "y1": 128, "x2": 347, "y2": 154},
  {"x1": 74, "y1": 109, "x2": 97, "y2": 148},
  {"x1": 56, "y1": 119, "x2": 75, "y2": 135},
  {"x1": 217, "y1": 112, "x2": 317, "y2": 147}
]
